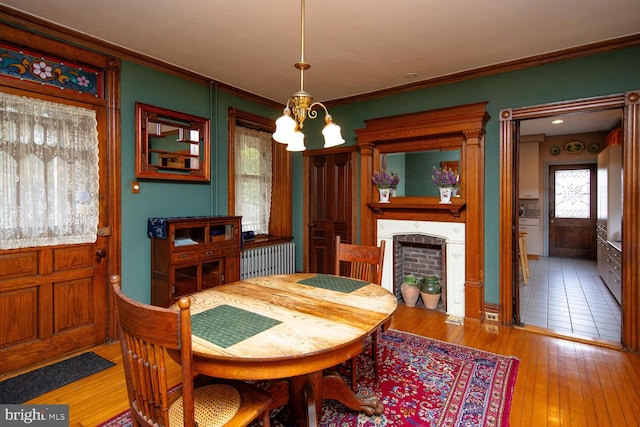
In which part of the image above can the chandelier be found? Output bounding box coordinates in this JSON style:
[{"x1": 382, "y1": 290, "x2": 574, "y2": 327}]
[{"x1": 272, "y1": 0, "x2": 345, "y2": 151}]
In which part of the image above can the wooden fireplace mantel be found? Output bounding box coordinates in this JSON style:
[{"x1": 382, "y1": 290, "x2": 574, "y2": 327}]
[
  {"x1": 356, "y1": 102, "x2": 489, "y2": 321},
  {"x1": 367, "y1": 198, "x2": 466, "y2": 219}
]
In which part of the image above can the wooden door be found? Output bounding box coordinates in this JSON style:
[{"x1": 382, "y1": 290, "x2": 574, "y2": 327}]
[
  {"x1": 0, "y1": 97, "x2": 111, "y2": 374},
  {"x1": 306, "y1": 150, "x2": 354, "y2": 274},
  {"x1": 548, "y1": 164, "x2": 597, "y2": 259}
]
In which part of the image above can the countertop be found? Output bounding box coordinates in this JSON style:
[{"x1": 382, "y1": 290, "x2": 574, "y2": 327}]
[{"x1": 609, "y1": 240, "x2": 622, "y2": 252}]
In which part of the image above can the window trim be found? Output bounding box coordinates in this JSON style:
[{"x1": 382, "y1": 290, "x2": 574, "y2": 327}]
[{"x1": 227, "y1": 108, "x2": 292, "y2": 246}]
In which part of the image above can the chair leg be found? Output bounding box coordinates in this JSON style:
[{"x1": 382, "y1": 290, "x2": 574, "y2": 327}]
[
  {"x1": 351, "y1": 329, "x2": 380, "y2": 393},
  {"x1": 372, "y1": 331, "x2": 379, "y2": 386},
  {"x1": 262, "y1": 409, "x2": 271, "y2": 427}
]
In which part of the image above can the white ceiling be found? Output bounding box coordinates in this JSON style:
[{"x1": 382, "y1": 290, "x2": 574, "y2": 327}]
[
  {"x1": 520, "y1": 109, "x2": 623, "y2": 136},
  {"x1": 2, "y1": 0, "x2": 638, "y2": 134}
]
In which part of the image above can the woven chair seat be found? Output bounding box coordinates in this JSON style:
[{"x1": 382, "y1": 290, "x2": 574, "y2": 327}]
[{"x1": 169, "y1": 384, "x2": 241, "y2": 427}]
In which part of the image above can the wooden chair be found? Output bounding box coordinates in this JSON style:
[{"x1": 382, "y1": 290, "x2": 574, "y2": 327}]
[
  {"x1": 334, "y1": 236, "x2": 386, "y2": 392},
  {"x1": 110, "y1": 275, "x2": 272, "y2": 427}
]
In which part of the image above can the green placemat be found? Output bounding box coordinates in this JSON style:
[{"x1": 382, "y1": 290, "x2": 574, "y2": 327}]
[
  {"x1": 297, "y1": 274, "x2": 369, "y2": 293},
  {"x1": 191, "y1": 304, "x2": 281, "y2": 348}
]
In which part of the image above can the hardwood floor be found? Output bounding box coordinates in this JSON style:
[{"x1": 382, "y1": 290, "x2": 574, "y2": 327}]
[{"x1": 8, "y1": 305, "x2": 640, "y2": 426}]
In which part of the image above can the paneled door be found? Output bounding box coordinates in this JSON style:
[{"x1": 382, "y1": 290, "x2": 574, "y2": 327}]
[
  {"x1": 0, "y1": 94, "x2": 112, "y2": 374},
  {"x1": 549, "y1": 164, "x2": 597, "y2": 259},
  {"x1": 306, "y1": 150, "x2": 355, "y2": 274}
]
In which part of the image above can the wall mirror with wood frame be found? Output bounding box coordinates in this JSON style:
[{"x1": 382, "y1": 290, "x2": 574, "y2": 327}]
[
  {"x1": 382, "y1": 149, "x2": 461, "y2": 197},
  {"x1": 135, "y1": 102, "x2": 210, "y2": 181}
]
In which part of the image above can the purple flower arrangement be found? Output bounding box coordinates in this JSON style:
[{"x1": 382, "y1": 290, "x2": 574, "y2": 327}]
[
  {"x1": 372, "y1": 170, "x2": 400, "y2": 189},
  {"x1": 432, "y1": 166, "x2": 458, "y2": 188}
]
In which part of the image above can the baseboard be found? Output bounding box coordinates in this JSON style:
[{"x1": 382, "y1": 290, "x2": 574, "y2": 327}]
[{"x1": 527, "y1": 254, "x2": 540, "y2": 260}]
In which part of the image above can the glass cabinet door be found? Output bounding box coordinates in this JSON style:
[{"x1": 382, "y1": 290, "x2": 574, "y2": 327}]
[
  {"x1": 173, "y1": 264, "x2": 198, "y2": 299},
  {"x1": 202, "y1": 259, "x2": 223, "y2": 289}
]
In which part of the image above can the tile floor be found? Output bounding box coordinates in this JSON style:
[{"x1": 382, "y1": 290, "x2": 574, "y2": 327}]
[{"x1": 519, "y1": 256, "x2": 622, "y2": 342}]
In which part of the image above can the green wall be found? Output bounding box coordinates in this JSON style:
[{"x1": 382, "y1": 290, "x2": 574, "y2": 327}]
[
  {"x1": 119, "y1": 47, "x2": 640, "y2": 305},
  {"x1": 119, "y1": 61, "x2": 278, "y2": 301},
  {"x1": 293, "y1": 46, "x2": 640, "y2": 304}
]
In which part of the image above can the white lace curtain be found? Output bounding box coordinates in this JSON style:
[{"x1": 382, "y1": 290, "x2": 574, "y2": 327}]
[
  {"x1": 234, "y1": 126, "x2": 272, "y2": 235},
  {"x1": 0, "y1": 92, "x2": 99, "y2": 250}
]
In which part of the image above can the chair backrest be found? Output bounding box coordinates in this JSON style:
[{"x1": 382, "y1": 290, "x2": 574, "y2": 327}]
[
  {"x1": 110, "y1": 275, "x2": 196, "y2": 427},
  {"x1": 334, "y1": 236, "x2": 385, "y2": 285}
]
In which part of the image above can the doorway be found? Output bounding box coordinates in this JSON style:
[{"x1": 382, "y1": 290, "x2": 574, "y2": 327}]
[
  {"x1": 518, "y1": 132, "x2": 618, "y2": 342},
  {"x1": 498, "y1": 91, "x2": 640, "y2": 352}
]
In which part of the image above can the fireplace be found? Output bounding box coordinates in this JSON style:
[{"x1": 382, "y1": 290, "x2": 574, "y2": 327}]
[
  {"x1": 393, "y1": 234, "x2": 447, "y2": 312},
  {"x1": 378, "y1": 219, "x2": 466, "y2": 317}
]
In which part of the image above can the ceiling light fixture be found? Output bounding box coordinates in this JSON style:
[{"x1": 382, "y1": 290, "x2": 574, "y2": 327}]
[{"x1": 272, "y1": 0, "x2": 345, "y2": 152}]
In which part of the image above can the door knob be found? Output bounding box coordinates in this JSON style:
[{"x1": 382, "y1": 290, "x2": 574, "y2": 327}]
[{"x1": 96, "y1": 249, "x2": 107, "y2": 262}]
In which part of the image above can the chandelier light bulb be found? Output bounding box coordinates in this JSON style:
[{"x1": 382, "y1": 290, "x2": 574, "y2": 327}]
[
  {"x1": 322, "y1": 118, "x2": 345, "y2": 148},
  {"x1": 286, "y1": 130, "x2": 306, "y2": 151},
  {"x1": 273, "y1": 109, "x2": 297, "y2": 144}
]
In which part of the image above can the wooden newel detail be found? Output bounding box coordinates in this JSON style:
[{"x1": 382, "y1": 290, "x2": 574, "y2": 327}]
[{"x1": 356, "y1": 102, "x2": 489, "y2": 321}]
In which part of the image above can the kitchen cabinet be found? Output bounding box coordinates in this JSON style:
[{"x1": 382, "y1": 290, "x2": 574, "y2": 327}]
[
  {"x1": 603, "y1": 242, "x2": 622, "y2": 304},
  {"x1": 519, "y1": 217, "x2": 540, "y2": 256},
  {"x1": 148, "y1": 216, "x2": 241, "y2": 307},
  {"x1": 519, "y1": 142, "x2": 539, "y2": 199},
  {"x1": 597, "y1": 145, "x2": 622, "y2": 241},
  {"x1": 596, "y1": 144, "x2": 622, "y2": 305}
]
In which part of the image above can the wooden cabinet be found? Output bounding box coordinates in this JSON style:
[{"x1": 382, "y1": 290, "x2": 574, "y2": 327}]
[
  {"x1": 149, "y1": 216, "x2": 241, "y2": 307},
  {"x1": 519, "y1": 142, "x2": 539, "y2": 199}
]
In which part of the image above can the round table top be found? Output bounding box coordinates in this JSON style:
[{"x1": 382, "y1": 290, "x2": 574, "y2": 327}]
[{"x1": 183, "y1": 273, "x2": 397, "y2": 379}]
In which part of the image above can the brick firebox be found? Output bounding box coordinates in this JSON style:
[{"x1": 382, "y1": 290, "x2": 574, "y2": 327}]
[{"x1": 393, "y1": 234, "x2": 447, "y2": 312}]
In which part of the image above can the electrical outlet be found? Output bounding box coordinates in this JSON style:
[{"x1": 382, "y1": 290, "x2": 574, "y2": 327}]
[{"x1": 485, "y1": 313, "x2": 499, "y2": 322}]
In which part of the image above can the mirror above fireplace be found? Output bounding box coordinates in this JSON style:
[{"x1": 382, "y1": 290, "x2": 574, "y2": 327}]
[{"x1": 383, "y1": 149, "x2": 460, "y2": 197}]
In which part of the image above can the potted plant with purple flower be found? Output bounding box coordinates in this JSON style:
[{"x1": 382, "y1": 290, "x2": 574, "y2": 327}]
[
  {"x1": 432, "y1": 166, "x2": 458, "y2": 204},
  {"x1": 372, "y1": 170, "x2": 399, "y2": 203}
]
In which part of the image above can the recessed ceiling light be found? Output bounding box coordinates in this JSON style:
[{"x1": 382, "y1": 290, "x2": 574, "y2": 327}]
[
  {"x1": 552, "y1": 119, "x2": 564, "y2": 124},
  {"x1": 405, "y1": 72, "x2": 418, "y2": 79}
]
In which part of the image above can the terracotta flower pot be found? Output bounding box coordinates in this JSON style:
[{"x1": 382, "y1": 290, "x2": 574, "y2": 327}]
[
  {"x1": 401, "y1": 283, "x2": 421, "y2": 307},
  {"x1": 421, "y1": 292, "x2": 441, "y2": 309}
]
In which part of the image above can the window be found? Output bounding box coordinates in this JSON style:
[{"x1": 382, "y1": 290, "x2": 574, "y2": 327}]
[
  {"x1": 228, "y1": 108, "x2": 292, "y2": 240},
  {"x1": 0, "y1": 91, "x2": 100, "y2": 249},
  {"x1": 554, "y1": 168, "x2": 591, "y2": 219},
  {"x1": 234, "y1": 126, "x2": 272, "y2": 234}
]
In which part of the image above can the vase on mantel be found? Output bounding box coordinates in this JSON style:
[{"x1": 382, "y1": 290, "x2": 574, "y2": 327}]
[
  {"x1": 438, "y1": 187, "x2": 453, "y2": 204},
  {"x1": 378, "y1": 188, "x2": 391, "y2": 203}
]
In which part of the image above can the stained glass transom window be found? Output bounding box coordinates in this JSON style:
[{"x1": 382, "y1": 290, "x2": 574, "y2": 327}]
[{"x1": 0, "y1": 42, "x2": 102, "y2": 97}]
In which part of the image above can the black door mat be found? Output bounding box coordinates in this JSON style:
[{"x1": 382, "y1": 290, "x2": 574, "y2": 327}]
[{"x1": 0, "y1": 351, "x2": 115, "y2": 403}]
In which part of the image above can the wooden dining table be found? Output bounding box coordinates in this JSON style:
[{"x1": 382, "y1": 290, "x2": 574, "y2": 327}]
[{"x1": 174, "y1": 272, "x2": 397, "y2": 427}]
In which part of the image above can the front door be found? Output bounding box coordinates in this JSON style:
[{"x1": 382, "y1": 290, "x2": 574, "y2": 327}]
[
  {"x1": 306, "y1": 150, "x2": 354, "y2": 274},
  {"x1": 0, "y1": 92, "x2": 112, "y2": 374},
  {"x1": 548, "y1": 164, "x2": 597, "y2": 259}
]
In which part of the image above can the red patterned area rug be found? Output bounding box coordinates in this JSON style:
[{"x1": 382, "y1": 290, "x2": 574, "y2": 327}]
[{"x1": 99, "y1": 329, "x2": 519, "y2": 427}]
